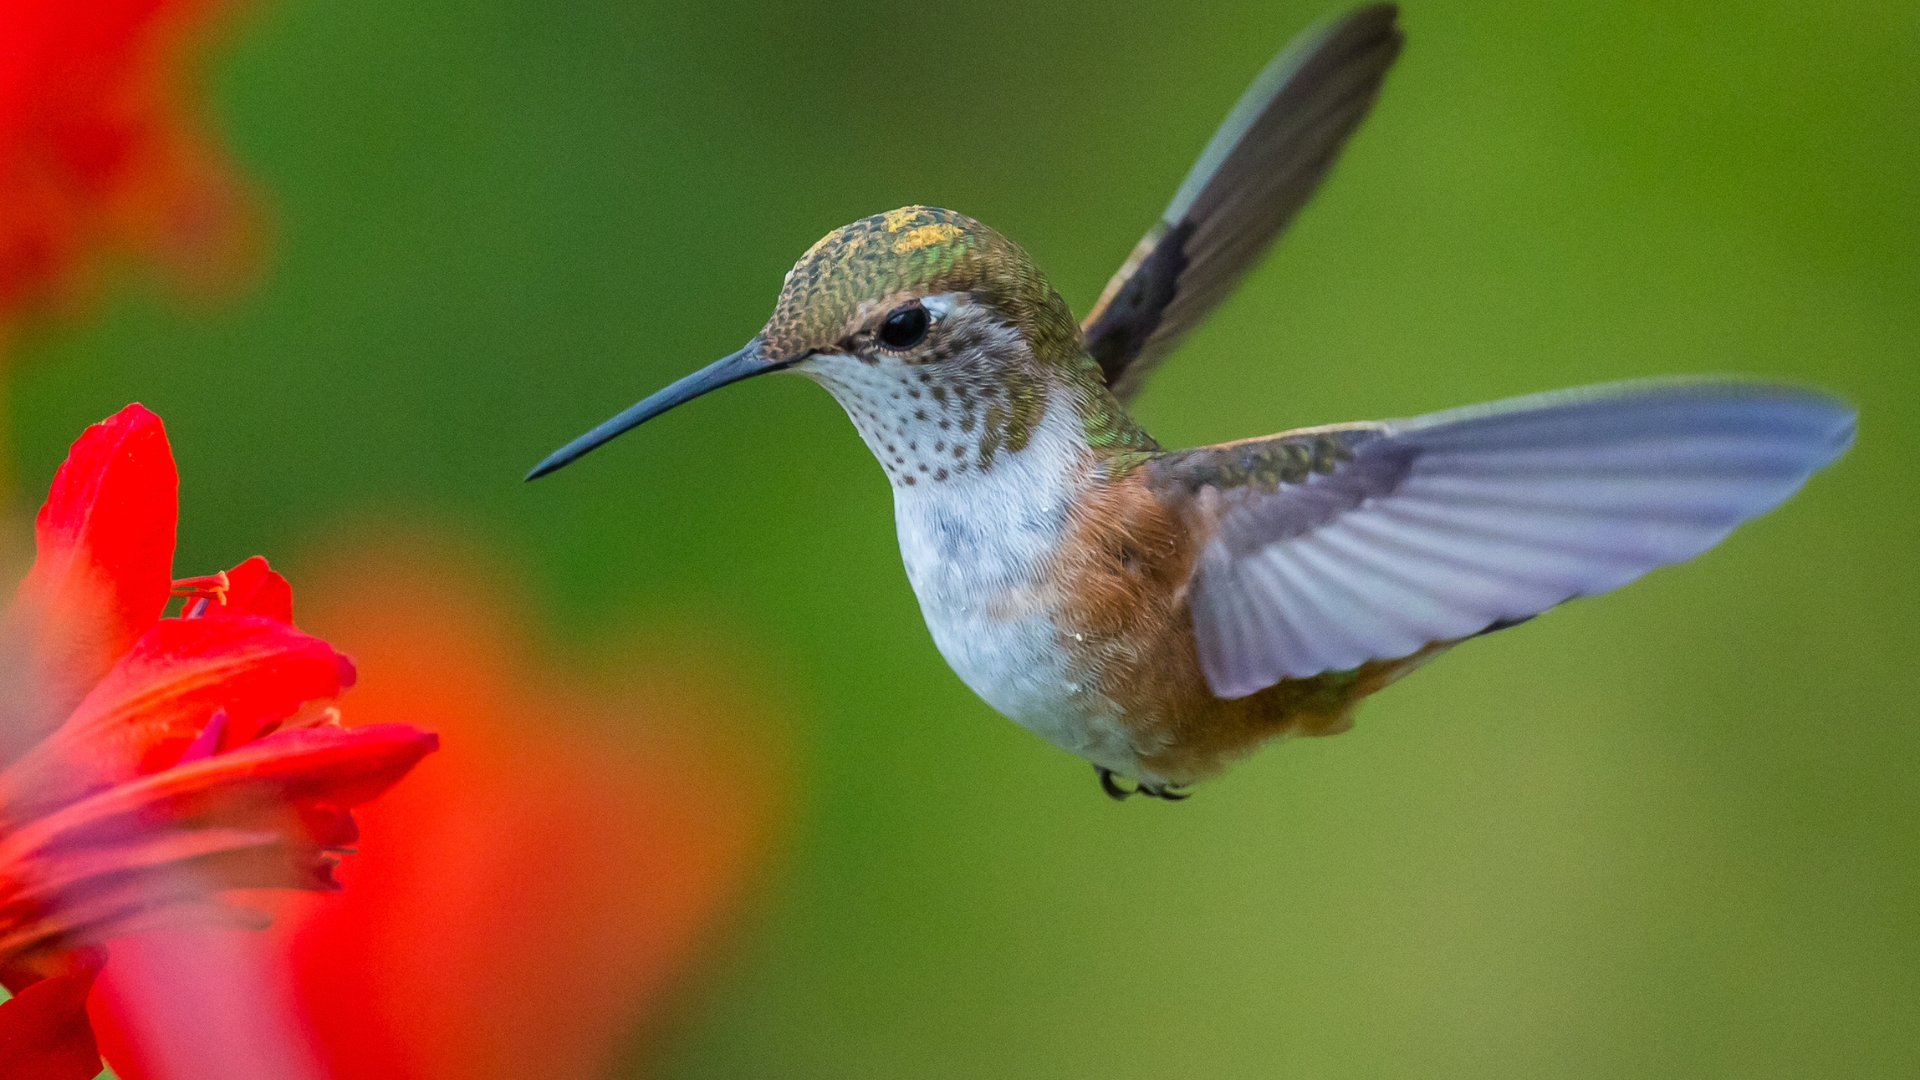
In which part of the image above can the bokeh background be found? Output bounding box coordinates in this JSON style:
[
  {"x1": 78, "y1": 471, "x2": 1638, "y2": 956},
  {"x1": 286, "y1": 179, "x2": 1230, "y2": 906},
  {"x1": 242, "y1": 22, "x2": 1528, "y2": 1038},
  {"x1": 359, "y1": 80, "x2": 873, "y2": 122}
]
[{"x1": 7, "y1": 0, "x2": 1917, "y2": 1076}]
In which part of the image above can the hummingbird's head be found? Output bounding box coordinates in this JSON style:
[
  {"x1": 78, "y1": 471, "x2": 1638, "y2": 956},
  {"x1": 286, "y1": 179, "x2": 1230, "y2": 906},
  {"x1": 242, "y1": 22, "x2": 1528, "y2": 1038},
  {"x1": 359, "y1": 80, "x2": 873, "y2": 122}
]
[
  {"x1": 762, "y1": 207, "x2": 1098, "y2": 485},
  {"x1": 527, "y1": 206, "x2": 1106, "y2": 483},
  {"x1": 758, "y1": 205, "x2": 1078, "y2": 367}
]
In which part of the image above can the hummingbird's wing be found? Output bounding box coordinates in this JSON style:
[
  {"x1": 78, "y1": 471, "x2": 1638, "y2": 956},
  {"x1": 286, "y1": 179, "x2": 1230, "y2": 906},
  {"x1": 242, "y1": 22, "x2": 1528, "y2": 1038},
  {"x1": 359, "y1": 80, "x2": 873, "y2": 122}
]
[
  {"x1": 1082, "y1": 4, "x2": 1402, "y2": 402},
  {"x1": 1146, "y1": 381, "x2": 1855, "y2": 699}
]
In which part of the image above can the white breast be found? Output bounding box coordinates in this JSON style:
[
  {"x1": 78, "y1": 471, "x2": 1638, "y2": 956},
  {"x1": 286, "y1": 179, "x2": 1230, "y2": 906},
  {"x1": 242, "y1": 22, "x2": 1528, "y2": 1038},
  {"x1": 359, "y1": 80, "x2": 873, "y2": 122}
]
[
  {"x1": 796, "y1": 325, "x2": 1143, "y2": 772},
  {"x1": 890, "y1": 401, "x2": 1138, "y2": 770}
]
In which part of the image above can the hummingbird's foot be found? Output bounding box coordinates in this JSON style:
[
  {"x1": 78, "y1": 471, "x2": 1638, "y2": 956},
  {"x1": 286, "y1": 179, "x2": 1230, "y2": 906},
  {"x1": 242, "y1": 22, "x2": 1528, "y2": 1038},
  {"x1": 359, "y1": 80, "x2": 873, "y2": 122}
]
[{"x1": 1095, "y1": 766, "x2": 1192, "y2": 802}]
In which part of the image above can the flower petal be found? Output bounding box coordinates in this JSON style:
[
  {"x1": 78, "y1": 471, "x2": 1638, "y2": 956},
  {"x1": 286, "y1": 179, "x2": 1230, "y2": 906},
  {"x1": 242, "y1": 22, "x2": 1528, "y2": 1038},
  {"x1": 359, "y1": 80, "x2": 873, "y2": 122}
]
[
  {"x1": 0, "y1": 0, "x2": 259, "y2": 319},
  {"x1": 0, "y1": 967, "x2": 102, "y2": 1080},
  {"x1": 221, "y1": 557, "x2": 292, "y2": 624},
  {"x1": 0, "y1": 614, "x2": 357, "y2": 824},
  {"x1": 263, "y1": 537, "x2": 786, "y2": 1080},
  {"x1": 2, "y1": 405, "x2": 177, "y2": 761},
  {"x1": 0, "y1": 832, "x2": 283, "y2": 966},
  {"x1": 0, "y1": 724, "x2": 435, "y2": 967},
  {"x1": 4, "y1": 723, "x2": 435, "y2": 861},
  {"x1": 89, "y1": 924, "x2": 329, "y2": 1080}
]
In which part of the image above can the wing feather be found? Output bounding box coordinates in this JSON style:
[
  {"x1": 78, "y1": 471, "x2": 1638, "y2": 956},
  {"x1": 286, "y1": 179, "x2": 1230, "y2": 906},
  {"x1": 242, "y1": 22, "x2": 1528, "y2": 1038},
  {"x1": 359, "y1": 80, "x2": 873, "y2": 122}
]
[
  {"x1": 1147, "y1": 380, "x2": 1856, "y2": 697},
  {"x1": 1082, "y1": 5, "x2": 1403, "y2": 401}
]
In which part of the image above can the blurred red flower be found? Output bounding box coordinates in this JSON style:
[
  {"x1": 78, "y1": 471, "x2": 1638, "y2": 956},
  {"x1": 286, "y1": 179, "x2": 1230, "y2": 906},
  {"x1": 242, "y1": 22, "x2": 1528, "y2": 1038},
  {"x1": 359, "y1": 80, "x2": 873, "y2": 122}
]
[
  {"x1": 0, "y1": 0, "x2": 255, "y2": 340},
  {"x1": 91, "y1": 533, "x2": 789, "y2": 1079},
  {"x1": 0, "y1": 405, "x2": 436, "y2": 1079}
]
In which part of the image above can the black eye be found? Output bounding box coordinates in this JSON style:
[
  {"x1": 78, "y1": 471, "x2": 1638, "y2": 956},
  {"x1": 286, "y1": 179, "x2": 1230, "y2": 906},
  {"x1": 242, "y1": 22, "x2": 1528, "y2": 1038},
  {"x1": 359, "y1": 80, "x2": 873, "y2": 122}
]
[{"x1": 879, "y1": 303, "x2": 930, "y2": 350}]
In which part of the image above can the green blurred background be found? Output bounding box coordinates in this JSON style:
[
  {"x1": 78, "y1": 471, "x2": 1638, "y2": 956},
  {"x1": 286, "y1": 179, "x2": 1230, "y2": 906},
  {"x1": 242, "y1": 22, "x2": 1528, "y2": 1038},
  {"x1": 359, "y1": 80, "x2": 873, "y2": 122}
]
[{"x1": 11, "y1": 0, "x2": 1918, "y2": 1076}]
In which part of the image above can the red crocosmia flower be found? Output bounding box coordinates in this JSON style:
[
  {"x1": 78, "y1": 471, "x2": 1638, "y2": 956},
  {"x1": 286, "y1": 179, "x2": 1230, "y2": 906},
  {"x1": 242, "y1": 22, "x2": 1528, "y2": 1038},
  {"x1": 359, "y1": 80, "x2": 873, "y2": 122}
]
[
  {"x1": 0, "y1": 405, "x2": 437, "y2": 1080},
  {"x1": 93, "y1": 534, "x2": 789, "y2": 1080},
  {"x1": 0, "y1": 0, "x2": 257, "y2": 340}
]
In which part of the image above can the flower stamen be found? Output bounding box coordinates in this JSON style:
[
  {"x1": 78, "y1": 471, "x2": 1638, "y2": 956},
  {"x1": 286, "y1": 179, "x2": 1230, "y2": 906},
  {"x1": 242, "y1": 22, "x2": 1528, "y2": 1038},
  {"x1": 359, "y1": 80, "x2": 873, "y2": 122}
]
[{"x1": 170, "y1": 571, "x2": 231, "y2": 617}]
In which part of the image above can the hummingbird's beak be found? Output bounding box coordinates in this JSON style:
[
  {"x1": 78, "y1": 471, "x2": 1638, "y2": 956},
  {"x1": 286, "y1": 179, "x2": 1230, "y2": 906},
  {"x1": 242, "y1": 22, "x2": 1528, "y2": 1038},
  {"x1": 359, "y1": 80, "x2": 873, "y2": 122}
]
[{"x1": 525, "y1": 338, "x2": 785, "y2": 480}]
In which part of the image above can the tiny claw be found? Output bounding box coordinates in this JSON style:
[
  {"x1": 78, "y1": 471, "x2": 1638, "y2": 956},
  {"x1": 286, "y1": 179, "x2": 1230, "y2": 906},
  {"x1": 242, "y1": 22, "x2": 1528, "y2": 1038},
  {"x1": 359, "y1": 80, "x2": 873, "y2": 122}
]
[{"x1": 1097, "y1": 766, "x2": 1134, "y2": 801}]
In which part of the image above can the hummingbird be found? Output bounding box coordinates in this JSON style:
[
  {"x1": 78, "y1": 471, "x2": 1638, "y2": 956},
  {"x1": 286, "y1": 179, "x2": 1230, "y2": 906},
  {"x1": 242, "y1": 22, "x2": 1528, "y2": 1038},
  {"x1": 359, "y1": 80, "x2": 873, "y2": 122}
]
[{"x1": 528, "y1": 5, "x2": 1854, "y2": 800}]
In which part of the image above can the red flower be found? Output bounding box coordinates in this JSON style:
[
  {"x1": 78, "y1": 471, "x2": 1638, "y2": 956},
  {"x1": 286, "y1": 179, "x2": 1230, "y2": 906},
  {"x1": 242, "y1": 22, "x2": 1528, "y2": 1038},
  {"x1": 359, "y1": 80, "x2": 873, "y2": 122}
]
[
  {"x1": 91, "y1": 534, "x2": 789, "y2": 1079},
  {"x1": 0, "y1": 0, "x2": 255, "y2": 341},
  {"x1": 0, "y1": 405, "x2": 436, "y2": 1079}
]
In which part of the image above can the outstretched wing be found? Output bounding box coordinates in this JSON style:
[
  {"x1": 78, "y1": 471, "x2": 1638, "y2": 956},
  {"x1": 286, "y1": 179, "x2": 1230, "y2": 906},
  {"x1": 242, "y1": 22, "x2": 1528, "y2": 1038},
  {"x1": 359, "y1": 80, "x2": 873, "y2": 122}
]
[
  {"x1": 1082, "y1": 4, "x2": 1403, "y2": 402},
  {"x1": 1144, "y1": 380, "x2": 1856, "y2": 698}
]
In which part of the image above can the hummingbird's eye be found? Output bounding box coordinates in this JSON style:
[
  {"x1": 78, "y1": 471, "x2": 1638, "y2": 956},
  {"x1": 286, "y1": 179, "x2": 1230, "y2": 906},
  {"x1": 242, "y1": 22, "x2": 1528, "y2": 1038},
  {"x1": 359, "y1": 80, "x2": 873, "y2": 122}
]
[{"x1": 879, "y1": 303, "x2": 930, "y2": 350}]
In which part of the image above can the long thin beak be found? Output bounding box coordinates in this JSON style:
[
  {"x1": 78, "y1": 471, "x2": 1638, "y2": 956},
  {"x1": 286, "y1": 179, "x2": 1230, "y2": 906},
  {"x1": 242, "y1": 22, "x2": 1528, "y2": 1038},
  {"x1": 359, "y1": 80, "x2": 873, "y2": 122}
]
[{"x1": 525, "y1": 339, "x2": 782, "y2": 480}]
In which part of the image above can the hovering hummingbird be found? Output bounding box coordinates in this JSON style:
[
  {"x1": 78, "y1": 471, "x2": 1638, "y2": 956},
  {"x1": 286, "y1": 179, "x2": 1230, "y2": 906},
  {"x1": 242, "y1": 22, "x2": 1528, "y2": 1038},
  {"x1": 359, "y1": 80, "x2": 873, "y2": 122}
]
[{"x1": 529, "y1": 5, "x2": 1853, "y2": 799}]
